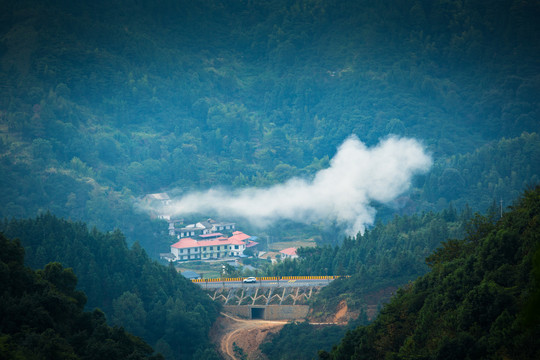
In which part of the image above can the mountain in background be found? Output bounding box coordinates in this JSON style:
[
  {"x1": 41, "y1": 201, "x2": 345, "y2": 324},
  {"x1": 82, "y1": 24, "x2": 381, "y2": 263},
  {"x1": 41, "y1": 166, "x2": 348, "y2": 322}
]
[
  {"x1": 1, "y1": 0, "x2": 539, "y2": 256},
  {"x1": 1, "y1": 1, "x2": 539, "y2": 359}
]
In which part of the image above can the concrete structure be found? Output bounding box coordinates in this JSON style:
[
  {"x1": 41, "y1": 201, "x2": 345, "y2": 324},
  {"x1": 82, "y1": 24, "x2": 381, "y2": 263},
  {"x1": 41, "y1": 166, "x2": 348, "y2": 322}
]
[
  {"x1": 224, "y1": 305, "x2": 309, "y2": 320},
  {"x1": 204, "y1": 283, "x2": 328, "y2": 321}
]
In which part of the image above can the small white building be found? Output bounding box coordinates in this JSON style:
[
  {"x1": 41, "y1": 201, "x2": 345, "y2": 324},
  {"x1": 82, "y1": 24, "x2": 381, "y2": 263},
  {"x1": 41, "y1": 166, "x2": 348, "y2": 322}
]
[
  {"x1": 173, "y1": 218, "x2": 236, "y2": 238},
  {"x1": 143, "y1": 192, "x2": 172, "y2": 220},
  {"x1": 279, "y1": 247, "x2": 298, "y2": 259}
]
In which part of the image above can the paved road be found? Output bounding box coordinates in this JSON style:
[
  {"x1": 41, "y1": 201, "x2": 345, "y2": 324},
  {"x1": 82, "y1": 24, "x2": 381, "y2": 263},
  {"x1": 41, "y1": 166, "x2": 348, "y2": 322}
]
[{"x1": 198, "y1": 278, "x2": 333, "y2": 289}]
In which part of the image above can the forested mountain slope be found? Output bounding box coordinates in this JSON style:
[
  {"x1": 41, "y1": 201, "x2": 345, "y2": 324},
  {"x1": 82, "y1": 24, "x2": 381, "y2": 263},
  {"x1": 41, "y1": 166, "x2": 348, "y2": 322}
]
[
  {"x1": 265, "y1": 131, "x2": 540, "y2": 314},
  {"x1": 418, "y1": 132, "x2": 540, "y2": 212},
  {"x1": 269, "y1": 204, "x2": 472, "y2": 316},
  {"x1": 0, "y1": 214, "x2": 220, "y2": 360},
  {"x1": 1, "y1": 0, "x2": 539, "y2": 255},
  {"x1": 322, "y1": 186, "x2": 540, "y2": 359},
  {"x1": 0, "y1": 233, "x2": 163, "y2": 360}
]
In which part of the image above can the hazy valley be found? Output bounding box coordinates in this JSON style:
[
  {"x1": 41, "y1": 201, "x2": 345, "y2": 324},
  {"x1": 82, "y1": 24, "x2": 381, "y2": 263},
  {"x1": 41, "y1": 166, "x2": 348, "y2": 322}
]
[{"x1": 1, "y1": 0, "x2": 539, "y2": 359}]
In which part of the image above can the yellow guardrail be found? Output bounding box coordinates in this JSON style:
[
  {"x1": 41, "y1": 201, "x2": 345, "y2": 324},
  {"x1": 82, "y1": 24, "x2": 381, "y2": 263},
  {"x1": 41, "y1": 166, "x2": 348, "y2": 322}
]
[{"x1": 190, "y1": 275, "x2": 350, "y2": 283}]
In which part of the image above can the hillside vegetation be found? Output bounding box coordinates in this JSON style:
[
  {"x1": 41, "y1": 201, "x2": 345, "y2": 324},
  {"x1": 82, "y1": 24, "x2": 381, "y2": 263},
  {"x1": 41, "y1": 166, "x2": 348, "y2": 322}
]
[
  {"x1": 265, "y1": 133, "x2": 540, "y2": 314},
  {"x1": 269, "y1": 204, "x2": 470, "y2": 314},
  {"x1": 0, "y1": 233, "x2": 163, "y2": 360},
  {"x1": 0, "y1": 214, "x2": 220, "y2": 360},
  {"x1": 322, "y1": 186, "x2": 540, "y2": 359},
  {"x1": 1, "y1": 1, "x2": 539, "y2": 358}
]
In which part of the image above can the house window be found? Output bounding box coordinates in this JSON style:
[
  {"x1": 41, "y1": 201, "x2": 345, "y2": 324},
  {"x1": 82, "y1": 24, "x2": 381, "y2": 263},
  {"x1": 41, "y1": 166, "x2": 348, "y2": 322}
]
[
  {"x1": 235, "y1": 245, "x2": 239, "y2": 249},
  {"x1": 210, "y1": 246, "x2": 213, "y2": 250}
]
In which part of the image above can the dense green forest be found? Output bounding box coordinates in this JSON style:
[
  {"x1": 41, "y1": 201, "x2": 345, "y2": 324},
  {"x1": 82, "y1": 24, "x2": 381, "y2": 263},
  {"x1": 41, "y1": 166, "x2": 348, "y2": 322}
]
[
  {"x1": 0, "y1": 233, "x2": 163, "y2": 360},
  {"x1": 267, "y1": 203, "x2": 473, "y2": 315},
  {"x1": 0, "y1": 214, "x2": 220, "y2": 360},
  {"x1": 1, "y1": 0, "x2": 539, "y2": 358},
  {"x1": 1, "y1": 0, "x2": 539, "y2": 257},
  {"x1": 321, "y1": 186, "x2": 540, "y2": 359},
  {"x1": 260, "y1": 320, "x2": 367, "y2": 360},
  {"x1": 418, "y1": 132, "x2": 540, "y2": 212}
]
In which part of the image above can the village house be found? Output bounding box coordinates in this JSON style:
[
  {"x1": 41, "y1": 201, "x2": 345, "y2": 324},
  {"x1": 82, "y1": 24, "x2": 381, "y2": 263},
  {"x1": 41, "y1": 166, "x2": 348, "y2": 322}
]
[
  {"x1": 170, "y1": 218, "x2": 236, "y2": 238},
  {"x1": 142, "y1": 192, "x2": 172, "y2": 220},
  {"x1": 170, "y1": 230, "x2": 254, "y2": 261},
  {"x1": 279, "y1": 247, "x2": 298, "y2": 259}
]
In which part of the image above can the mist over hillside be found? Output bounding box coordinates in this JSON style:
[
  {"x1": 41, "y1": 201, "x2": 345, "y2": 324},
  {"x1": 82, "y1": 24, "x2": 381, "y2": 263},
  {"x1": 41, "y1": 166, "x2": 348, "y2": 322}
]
[
  {"x1": 144, "y1": 136, "x2": 432, "y2": 235},
  {"x1": 1, "y1": 0, "x2": 539, "y2": 251},
  {"x1": 1, "y1": 1, "x2": 539, "y2": 359}
]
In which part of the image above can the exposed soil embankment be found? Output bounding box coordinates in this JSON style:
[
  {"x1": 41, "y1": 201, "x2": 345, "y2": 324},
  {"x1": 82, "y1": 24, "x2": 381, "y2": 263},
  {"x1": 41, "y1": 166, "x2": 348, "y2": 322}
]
[
  {"x1": 210, "y1": 313, "x2": 287, "y2": 360},
  {"x1": 309, "y1": 286, "x2": 399, "y2": 323}
]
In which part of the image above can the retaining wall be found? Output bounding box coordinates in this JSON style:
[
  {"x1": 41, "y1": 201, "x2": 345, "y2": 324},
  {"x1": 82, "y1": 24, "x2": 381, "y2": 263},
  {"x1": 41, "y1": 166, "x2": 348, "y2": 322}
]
[{"x1": 223, "y1": 305, "x2": 309, "y2": 320}]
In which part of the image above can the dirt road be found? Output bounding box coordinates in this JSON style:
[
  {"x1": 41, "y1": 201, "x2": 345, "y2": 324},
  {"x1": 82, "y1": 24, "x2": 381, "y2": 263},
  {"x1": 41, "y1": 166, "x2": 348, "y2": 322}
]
[{"x1": 210, "y1": 313, "x2": 289, "y2": 360}]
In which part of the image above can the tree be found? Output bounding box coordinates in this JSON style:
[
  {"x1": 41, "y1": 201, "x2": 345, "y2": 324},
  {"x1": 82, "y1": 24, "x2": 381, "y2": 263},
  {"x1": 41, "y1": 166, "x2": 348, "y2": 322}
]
[{"x1": 112, "y1": 291, "x2": 147, "y2": 338}]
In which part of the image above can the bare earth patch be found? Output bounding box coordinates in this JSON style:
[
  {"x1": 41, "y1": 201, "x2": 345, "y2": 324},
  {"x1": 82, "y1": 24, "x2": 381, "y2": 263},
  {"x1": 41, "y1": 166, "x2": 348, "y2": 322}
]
[
  {"x1": 333, "y1": 300, "x2": 349, "y2": 324},
  {"x1": 270, "y1": 239, "x2": 317, "y2": 251},
  {"x1": 210, "y1": 313, "x2": 287, "y2": 360}
]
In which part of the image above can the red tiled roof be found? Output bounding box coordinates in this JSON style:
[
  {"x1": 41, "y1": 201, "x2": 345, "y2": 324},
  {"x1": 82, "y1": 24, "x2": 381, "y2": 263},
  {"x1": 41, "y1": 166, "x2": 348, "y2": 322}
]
[
  {"x1": 279, "y1": 247, "x2": 297, "y2": 256},
  {"x1": 170, "y1": 234, "x2": 248, "y2": 249},
  {"x1": 171, "y1": 238, "x2": 198, "y2": 249},
  {"x1": 246, "y1": 241, "x2": 259, "y2": 248},
  {"x1": 229, "y1": 231, "x2": 251, "y2": 242}
]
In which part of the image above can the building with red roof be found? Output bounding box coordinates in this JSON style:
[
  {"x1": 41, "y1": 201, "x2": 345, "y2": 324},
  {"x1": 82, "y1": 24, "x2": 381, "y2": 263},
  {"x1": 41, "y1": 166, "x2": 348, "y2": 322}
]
[
  {"x1": 170, "y1": 231, "x2": 252, "y2": 261},
  {"x1": 279, "y1": 247, "x2": 298, "y2": 259}
]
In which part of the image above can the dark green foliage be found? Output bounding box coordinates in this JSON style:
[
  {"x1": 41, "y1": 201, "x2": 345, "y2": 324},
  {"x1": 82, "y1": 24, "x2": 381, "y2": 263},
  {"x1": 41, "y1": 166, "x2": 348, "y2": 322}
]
[
  {"x1": 325, "y1": 186, "x2": 540, "y2": 359},
  {"x1": 0, "y1": 232, "x2": 163, "y2": 360},
  {"x1": 1, "y1": 0, "x2": 539, "y2": 259},
  {"x1": 268, "y1": 207, "x2": 470, "y2": 313},
  {"x1": 0, "y1": 2, "x2": 538, "y2": 358},
  {"x1": 260, "y1": 321, "x2": 366, "y2": 360},
  {"x1": 0, "y1": 214, "x2": 220, "y2": 360},
  {"x1": 233, "y1": 342, "x2": 248, "y2": 360},
  {"x1": 419, "y1": 133, "x2": 540, "y2": 213}
]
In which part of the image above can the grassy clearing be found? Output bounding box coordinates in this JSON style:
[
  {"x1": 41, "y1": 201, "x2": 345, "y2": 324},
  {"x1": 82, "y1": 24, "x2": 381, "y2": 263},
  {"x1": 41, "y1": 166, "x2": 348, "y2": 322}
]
[
  {"x1": 175, "y1": 260, "x2": 226, "y2": 278},
  {"x1": 268, "y1": 238, "x2": 317, "y2": 251}
]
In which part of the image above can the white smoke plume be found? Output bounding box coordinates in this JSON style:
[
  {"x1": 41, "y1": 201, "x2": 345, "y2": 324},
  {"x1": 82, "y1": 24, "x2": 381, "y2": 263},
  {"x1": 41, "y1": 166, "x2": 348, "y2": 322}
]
[{"x1": 158, "y1": 135, "x2": 432, "y2": 235}]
